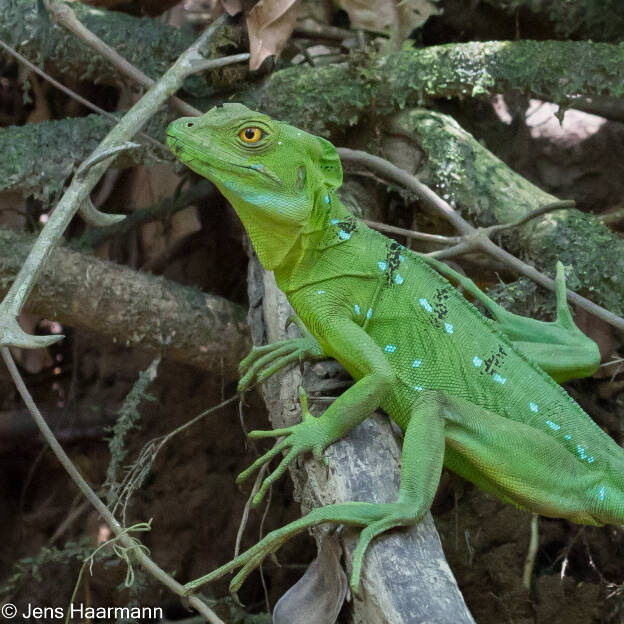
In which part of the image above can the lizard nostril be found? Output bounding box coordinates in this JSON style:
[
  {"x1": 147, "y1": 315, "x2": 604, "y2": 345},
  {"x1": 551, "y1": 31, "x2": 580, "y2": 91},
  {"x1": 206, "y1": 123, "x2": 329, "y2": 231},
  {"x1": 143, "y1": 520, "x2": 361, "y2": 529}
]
[{"x1": 186, "y1": 121, "x2": 195, "y2": 128}]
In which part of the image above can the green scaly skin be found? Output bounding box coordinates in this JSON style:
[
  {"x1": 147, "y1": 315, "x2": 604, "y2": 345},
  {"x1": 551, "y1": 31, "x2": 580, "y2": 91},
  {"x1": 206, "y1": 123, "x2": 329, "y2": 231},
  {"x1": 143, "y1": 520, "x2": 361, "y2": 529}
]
[{"x1": 167, "y1": 104, "x2": 616, "y2": 597}]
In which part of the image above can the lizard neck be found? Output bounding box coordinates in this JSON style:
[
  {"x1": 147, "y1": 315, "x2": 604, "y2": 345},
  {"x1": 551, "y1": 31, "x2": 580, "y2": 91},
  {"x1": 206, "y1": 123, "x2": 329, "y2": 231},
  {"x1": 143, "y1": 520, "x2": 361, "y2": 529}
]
[{"x1": 273, "y1": 191, "x2": 353, "y2": 289}]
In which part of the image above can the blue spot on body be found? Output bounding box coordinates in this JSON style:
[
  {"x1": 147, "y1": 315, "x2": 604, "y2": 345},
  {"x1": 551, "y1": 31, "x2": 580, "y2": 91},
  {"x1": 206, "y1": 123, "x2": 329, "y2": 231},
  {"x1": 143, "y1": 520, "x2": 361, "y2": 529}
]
[
  {"x1": 419, "y1": 298, "x2": 433, "y2": 313},
  {"x1": 378, "y1": 261, "x2": 388, "y2": 271},
  {"x1": 384, "y1": 344, "x2": 397, "y2": 353},
  {"x1": 444, "y1": 322, "x2": 454, "y2": 334},
  {"x1": 545, "y1": 420, "x2": 561, "y2": 431},
  {"x1": 414, "y1": 385, "x2": 423, "y2": 391},
  {"x1": 472, "y1": 356, "x2": 483, "y2": 367},
  {"x1": 366, "y1": 308, "x2": 373, "y2": 319},
  {"x1": 493, "y1": 374, "x2": 507, "y2": 385},
  {"x1": 317, "y1": 290, "x2": 325, "y2": 294},
  {"x1": 324, "y1": 195, "x2": 330, "y2": 204},
  {"x1": 394, "y1": 274, "x2": 404, "y2": 285},
  {"x1": 529, "y1": 402, "x2": 539, "y2": 413},
  {"x1": 599, "y1": 485, "x2": 606, "y2": 501},
  {"x1": 588, "y1": 456, "x2": 595, "y2": 463},
  {"x1": 577, "y1": 444, "x2": 587, "y2": 460},
  {"x1": 330, "y1": 218, "x2": 339, "y2": 225},
  {"x1": 564, "y1": 434, "x2": 572, "y2": 440},
  {"x1": 412, "y1": 359, "x2": 422, "y2": 368},
  {"x1": 339, "y1": 229, "x2": 351, "y2": 240},
  {"x1": 354, "y1": 304, "x2": 360, "y2": 315}
]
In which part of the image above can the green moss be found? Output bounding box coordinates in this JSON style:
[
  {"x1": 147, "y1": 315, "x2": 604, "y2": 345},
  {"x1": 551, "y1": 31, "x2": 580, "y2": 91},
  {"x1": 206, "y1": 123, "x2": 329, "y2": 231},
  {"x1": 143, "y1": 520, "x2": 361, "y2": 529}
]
[
  {"x1": 525, "y1": 212, "x2": 624, "y2": 316},
  {"x1": 0, "y1": 0, "x2": 235, "y2": 97},
  {"x1": 484, "y1": 0, "x2": 624, "y2": 42},
  {"x1": 0, "y1": 114, "x2": 159, "y2": 204},
  {"x1": 255, "y1": 41, "x2": 624, "y2": 136}
]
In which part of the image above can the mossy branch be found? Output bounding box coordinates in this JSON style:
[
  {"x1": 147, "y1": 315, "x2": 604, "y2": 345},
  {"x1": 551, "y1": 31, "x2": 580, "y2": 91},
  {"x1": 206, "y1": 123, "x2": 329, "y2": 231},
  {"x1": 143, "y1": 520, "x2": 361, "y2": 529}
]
[
  {"x1": 390, "y1": 109, "x2": 624, "y2": 318},
  {"x1": 258, "y1": 40, "x2": 624, "y2": 135},
  {"x1": 0, "y1": 0, "x2": 230, "y2": 98},
  {"x1": 0, "y1": 114, "x2": 159, "y2": 204}
]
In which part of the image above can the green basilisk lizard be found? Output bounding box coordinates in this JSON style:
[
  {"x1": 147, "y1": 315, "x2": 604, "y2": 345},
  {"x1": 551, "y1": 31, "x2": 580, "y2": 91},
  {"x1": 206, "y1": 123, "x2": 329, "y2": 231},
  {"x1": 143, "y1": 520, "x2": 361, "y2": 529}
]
[{"x1": 167, "y1": 103, "x2": 619, "y2": 596}]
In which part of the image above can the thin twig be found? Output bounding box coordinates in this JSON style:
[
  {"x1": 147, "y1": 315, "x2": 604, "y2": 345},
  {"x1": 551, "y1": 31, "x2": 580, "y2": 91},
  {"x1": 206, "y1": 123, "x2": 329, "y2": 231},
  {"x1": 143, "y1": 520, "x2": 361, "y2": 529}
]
[
  {"x1": 362, "y1": 218, "x2": 460, "y2": 245},
  {"x1": 0, "y1": 39, "x2": 166, "y2": 152},
  {"x1": 43, "y1": 0, "x2": 248, "y2": 118},
  {"x1": 522, "y1": 513, "x2": 539, "y2": 590},
  {"x1": 1, "y1": 347, "x2": 223, "y2": 624},
  {"x1": 0, "y1": 17, "x2": 230, "y2": 349},
  {"x1": 43, "y1": 0, "x2": 197, "y2": 116},
  {"x1": 337, "y1": 147, "x2": 624, "y2": 332}
]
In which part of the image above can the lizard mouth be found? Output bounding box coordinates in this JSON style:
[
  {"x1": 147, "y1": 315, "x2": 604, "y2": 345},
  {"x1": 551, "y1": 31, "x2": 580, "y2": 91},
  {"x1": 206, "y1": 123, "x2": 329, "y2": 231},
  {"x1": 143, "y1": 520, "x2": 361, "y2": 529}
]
[{"x1": 167, "y1": 134, "x2": 281, "y2": 185}]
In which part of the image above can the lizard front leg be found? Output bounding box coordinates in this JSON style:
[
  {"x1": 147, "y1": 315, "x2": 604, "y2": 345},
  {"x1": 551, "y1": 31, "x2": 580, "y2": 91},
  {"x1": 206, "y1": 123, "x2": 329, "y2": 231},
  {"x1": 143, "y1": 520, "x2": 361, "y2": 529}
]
[
  {"x1": 237, "y1": 318, "x2": 396, "y2": 504},
  {"x1": 238, "y1": 316, "x2": 325, "y2": 390}
]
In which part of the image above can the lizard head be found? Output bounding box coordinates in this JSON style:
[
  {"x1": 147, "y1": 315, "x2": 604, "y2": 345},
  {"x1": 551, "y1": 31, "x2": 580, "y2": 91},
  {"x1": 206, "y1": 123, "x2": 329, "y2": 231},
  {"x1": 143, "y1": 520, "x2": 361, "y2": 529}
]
[{"x1": 166, "y1": 103, "x2": 342, "y2": 269}]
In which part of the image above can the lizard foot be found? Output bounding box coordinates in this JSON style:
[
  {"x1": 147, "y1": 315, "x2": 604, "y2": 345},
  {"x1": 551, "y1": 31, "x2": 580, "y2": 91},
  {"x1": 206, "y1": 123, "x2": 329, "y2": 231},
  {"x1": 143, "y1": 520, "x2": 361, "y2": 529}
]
[
  {"x1": 236, "y1": 387, "x2": 328, "y2": 504},
  {"x1": 238, "y1": 319, "x2": 324, "y2": 391},
  {"x1": 183, "y1": 500, "x2": 423, "y2": 597}
]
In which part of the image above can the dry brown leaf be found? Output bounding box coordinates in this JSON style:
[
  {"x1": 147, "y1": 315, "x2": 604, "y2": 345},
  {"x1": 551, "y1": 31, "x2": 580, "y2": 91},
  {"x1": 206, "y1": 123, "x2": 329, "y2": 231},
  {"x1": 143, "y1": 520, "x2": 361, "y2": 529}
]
[
  {"x1": 246, "y1": 0, "x2": 299, "y2": 70},
  {"x1": 221, "y1": 0, "x2": 242, "y2": 15},
  {"x1": 337, "y1": 0, "x2": 439, "y2": 39}
]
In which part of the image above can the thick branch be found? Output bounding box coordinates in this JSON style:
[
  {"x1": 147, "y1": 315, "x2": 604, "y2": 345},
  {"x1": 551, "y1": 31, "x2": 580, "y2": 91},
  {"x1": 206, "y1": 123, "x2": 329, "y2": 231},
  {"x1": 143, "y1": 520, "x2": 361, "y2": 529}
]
[
  {"x1": 258, "y1": 40, "x2": 624, "y2": 135},
  {"x1": 0, "y1": 228, "x2": 249, "y2": 378},
  {"x1": 0, "y1": 0, "x2": 225, "y2": 97},
  {"x1": 389, "y1": 109, "x2": 624, "y2": 317},
  {"x1": 0, "y1": 114, "x2": 153, "y2": 203}
]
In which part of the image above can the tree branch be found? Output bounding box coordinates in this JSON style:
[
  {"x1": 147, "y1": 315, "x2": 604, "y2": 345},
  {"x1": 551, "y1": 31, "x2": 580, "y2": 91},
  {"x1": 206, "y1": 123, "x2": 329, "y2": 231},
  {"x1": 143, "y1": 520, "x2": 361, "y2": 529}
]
[{"x1": 0, "y1": 228, "x2": 249, "y2": 379}]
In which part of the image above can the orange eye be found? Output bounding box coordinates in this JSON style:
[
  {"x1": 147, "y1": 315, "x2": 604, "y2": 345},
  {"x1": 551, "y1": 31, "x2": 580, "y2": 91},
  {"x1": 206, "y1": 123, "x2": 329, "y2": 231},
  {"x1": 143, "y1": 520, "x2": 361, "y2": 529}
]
[{"x1": 240, "y1": 127, "x2": 263, "y2": 143}]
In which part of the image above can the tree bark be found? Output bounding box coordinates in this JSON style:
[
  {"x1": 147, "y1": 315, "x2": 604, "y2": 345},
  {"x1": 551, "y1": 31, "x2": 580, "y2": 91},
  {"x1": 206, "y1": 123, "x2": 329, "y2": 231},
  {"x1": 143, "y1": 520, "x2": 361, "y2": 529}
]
[{"x1": 0, "y1": 228, "x2": 249, "y2": 378}]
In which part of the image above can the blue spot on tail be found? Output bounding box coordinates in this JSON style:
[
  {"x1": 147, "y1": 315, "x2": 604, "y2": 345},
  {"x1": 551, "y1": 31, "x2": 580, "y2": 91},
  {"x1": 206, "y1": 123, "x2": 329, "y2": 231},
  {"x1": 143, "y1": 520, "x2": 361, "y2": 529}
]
[
  {"x1": 493, "y1": 374, "x2": 507, "y2": 385},
  {"x1": 339, "y1": 229, "x2": 351, "y2": 240},
  {"x1": 330, "y1": 218, "x2": 339, "y2": 225},
  {"x1": 412, "y1": 359, "x2": 422, "y2": 368},
  {"x1": 444, "y1": 322, "x2": 454, "y2": 334},
  {"x1": 378, "y1": 261, "x2": 388, "y2": 271},
  {"x1": 366, "y1": 308, "x2": 373, "y2": 319},
  {"x1": 324, "y1": 195, "x2": 330, "y2": 204},
  {"x1": 354, "y1": 304, "x2": 360, "y2": 315},
  {"x1": 529, "y1": 402, "x2": 539, "y2": 413},
  {"x1": 384, "y1": 344, "x2": 397, "y2": 353},
  {"x1": 599, "y1": 485, "x2": 606, "y2": 501},
  {"x1": 545, "y1": 420, "x2": 561, "y2": 431},
  {"x1": 472, "y1": 356, "x2": 483, "y2": 367},
  {"x1": 394, "y1": 274, "x2": 404, "y2": 285},
  {"x1": 317, "y1": 290, "x2": 325, "y2": 294}
]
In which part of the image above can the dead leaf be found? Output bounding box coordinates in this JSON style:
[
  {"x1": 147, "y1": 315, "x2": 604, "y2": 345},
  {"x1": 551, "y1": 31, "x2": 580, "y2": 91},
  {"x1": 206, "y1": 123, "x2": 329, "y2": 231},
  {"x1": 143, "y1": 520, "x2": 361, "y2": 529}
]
[
  {"x1": 221, "y1": 0, "x2": 242, "y2": 15},
  {"x1": 246, "y1": 0, "x2": 299, "y2": 70},
  {"x1": 337, "y1": 0, "x2": 439, "y2": 39},
  {"x1": 272, "y1": 531, "x2": 347, "y2": 624}
]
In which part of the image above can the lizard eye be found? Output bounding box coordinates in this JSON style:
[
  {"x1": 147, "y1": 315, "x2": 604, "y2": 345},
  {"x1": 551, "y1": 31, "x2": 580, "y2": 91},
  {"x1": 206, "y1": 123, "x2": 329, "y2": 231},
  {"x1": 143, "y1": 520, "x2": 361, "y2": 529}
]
[{"x1": 240, "y1": 127, "x2": 264, "y2": 143}]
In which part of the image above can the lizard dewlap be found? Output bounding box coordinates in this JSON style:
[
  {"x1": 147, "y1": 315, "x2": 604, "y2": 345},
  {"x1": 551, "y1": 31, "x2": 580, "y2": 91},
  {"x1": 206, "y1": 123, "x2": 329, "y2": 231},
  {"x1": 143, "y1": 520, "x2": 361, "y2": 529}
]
[{"x1": 168, "y1": 104, "x2": 617, "y2": 596}]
